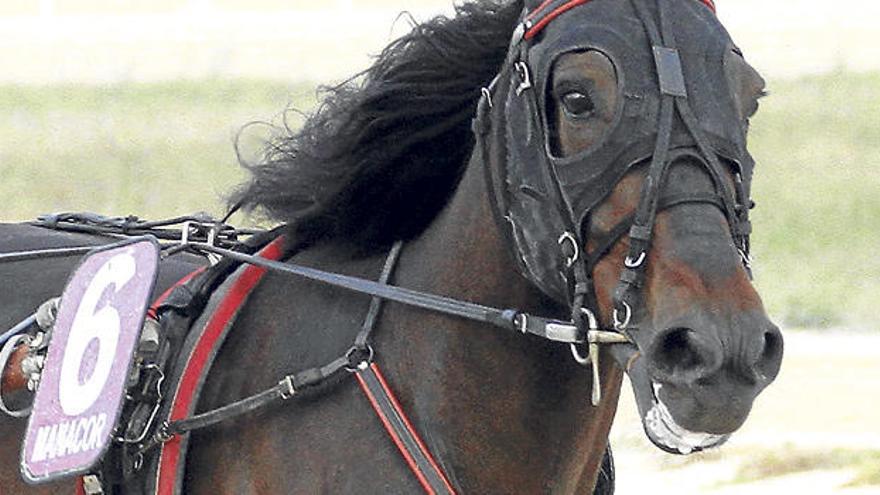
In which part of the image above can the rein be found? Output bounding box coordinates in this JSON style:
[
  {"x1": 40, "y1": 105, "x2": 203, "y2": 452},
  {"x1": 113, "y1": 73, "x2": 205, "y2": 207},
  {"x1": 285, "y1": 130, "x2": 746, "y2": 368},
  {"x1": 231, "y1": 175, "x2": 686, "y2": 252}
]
[{"x1": 1, "y1": 221, "x2": 627, "y2": 351}]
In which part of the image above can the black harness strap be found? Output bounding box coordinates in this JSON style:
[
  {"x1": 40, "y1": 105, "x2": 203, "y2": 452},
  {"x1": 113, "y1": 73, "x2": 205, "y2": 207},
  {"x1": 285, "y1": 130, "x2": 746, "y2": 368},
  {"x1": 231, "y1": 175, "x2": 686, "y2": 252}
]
[
  {"x1": 0, "y1": 246, "x2": 98, "y2": 263},
  {"x1": 159, "y1": 355, "x2": 351, "y2": 440},
  {"x1": 158, "y1": 241, "x2": 406, "y2": 440},
  {"x1": 355, "y1": 241, "x2": 404, "y2": 350},
  {"x1": 191, "y1": 243, "x2": 586, "y2": 345},
  {"x1": 351, "y1": 243, "x2": 456, "y2": 494}
]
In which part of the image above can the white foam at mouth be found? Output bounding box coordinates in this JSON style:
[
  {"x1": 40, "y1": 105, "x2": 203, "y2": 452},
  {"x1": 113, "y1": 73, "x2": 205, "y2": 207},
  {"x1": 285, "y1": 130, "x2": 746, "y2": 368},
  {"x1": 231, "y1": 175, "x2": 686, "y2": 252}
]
[{"x1": 644, "y1": 383, "x2": 728, "y2": 455}]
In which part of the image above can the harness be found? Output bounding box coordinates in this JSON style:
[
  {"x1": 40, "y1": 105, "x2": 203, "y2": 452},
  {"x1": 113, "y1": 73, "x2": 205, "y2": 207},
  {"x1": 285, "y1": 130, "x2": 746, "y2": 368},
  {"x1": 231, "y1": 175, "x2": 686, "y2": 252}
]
[
  {"x1": 2, "y1": 0, "x2": 758, "y2": 492},
  {"x1": 2, "y1": 217, "x2": 619, "y2": 494},
  {"x1": 143, "y1": 238, "x2": 457, "y2": 495}
]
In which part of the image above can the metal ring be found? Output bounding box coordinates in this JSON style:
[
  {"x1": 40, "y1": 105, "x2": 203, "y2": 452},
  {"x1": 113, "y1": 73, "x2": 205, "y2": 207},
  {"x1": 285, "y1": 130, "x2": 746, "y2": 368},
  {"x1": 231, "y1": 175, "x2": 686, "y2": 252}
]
[
  {"x1": 518, "y1": 314, "x2": 528, "y2": 334},
  {"x1": 0, "y1": 334, "x2": 33, "y2": 418},
  {"x1": 345, "y1": 345, "x2": 375, "y2": 373},
  {"x1": 558, "y1": 232, "x2": 580, "y2": 268},
  {"x1": 624, "y1": 252, "x2": 647, "y2": 269},
  {"x1": 579, "y1": 308, "x2": 598, "y2": 331},
  {"x1": 155, "y1": 421, "x2": 174, "y2": 443},
  {"x1": 570, "y1": 343, "x2": 591, "y2": 366},
  {"x1": 613, "y1": 301, "x2": 633, "y2": 331}
]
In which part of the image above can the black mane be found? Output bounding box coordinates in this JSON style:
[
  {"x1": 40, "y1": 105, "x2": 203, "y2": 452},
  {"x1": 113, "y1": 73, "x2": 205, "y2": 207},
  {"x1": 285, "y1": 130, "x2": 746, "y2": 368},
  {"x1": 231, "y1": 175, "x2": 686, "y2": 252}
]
[{"x1": 232, "y1": 0, "x2": 522, "y2": 250}]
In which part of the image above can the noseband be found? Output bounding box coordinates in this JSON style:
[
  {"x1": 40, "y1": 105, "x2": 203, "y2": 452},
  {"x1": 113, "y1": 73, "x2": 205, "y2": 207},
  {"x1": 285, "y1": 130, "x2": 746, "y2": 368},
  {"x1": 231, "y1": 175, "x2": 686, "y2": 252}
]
[{"x1": 475, "y1": 0, "x2": 754, "y2": 388}]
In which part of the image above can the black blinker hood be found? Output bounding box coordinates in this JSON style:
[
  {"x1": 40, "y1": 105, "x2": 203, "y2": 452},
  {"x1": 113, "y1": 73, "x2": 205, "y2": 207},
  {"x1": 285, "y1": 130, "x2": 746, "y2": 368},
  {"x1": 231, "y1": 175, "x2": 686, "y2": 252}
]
[{"x1": 480, "y1": 0, "x2": 754, "y2": 304}]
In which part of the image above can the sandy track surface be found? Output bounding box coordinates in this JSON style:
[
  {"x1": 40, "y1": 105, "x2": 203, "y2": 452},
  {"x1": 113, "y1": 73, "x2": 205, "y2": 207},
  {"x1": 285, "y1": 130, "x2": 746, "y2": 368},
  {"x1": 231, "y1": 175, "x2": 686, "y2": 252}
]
[{"x1": 610, "y1": 330, "x2": 880, "y2": 494}]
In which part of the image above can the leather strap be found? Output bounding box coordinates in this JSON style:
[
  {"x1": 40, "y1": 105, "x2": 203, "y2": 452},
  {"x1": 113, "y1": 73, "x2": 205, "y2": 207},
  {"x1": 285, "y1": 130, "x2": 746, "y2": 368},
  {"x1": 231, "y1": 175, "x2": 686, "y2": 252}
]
[
  {"x1": 355, "y1": 241, "x2": 404, "y2": 349},
  {"x1": 609, "y1": 0, "x2": 754, "y2": 322},
  {"x1": 192, "y1": 243, "x2": 587, "y2": 344},
  {"x1": 355, "y1": 363, "x2": 457, "y2": 495},
  {"x1": 0, "y1": 246, "x2": 96, "y2": 264}
]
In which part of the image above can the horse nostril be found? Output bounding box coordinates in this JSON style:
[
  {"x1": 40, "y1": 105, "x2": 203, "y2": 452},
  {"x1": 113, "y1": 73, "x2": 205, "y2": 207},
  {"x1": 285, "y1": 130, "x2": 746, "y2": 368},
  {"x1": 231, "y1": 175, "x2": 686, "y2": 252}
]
[
  {"x1": 649, "y1": 327, "x2": 720, "y2": 385},
  {"x1": 755, "y1": 326, "x2": 783, "y2": 381}
]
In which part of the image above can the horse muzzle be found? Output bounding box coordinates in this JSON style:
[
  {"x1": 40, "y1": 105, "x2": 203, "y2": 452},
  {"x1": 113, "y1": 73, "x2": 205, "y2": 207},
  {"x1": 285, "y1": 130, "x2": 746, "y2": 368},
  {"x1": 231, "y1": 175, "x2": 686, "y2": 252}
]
[{"x1": 610, "y1": 313, "x2": 783, "y2": 454}]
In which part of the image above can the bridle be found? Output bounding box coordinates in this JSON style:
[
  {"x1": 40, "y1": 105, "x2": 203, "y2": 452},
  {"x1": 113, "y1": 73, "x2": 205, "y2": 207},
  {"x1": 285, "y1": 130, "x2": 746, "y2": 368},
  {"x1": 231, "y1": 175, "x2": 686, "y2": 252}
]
[{"x1": 475, "y1": 0, "x2": 755, "y2": 400}]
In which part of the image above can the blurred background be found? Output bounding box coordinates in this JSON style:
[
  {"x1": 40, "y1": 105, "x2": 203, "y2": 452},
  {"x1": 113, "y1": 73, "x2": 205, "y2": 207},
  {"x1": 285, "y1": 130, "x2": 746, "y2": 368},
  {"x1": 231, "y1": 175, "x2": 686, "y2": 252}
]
[{"x1": 0, "y1": 0, "x2": 877, "y2": 493}]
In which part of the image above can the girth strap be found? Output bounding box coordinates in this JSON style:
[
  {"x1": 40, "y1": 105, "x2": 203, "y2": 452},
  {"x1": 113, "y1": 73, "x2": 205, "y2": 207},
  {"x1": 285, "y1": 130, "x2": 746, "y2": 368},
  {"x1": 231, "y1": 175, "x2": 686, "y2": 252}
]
[{"x1": 355, "y1": 363, "x2": 457, "y2": 495}]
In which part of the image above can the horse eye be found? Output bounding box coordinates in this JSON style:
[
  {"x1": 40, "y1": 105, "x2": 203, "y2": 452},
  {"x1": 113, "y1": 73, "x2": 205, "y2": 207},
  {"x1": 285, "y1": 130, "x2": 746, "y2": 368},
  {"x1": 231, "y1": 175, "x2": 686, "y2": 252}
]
[{"x1": 561, "y1": 91, "x2": 595, "y2": 118}]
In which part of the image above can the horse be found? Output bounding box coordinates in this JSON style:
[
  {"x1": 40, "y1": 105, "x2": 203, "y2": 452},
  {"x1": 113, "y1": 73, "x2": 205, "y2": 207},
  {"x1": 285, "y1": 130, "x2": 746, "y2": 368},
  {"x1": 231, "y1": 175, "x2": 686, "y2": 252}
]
[{"x1": 0, "y1": 0, "x2": 783, "y2": 492}]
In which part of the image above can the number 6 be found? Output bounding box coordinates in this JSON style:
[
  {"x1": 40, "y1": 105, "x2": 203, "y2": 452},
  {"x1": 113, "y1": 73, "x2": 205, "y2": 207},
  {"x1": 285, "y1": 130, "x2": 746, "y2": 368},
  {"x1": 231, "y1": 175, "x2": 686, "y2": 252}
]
[{"x1": 58, "y1": 252, "x2": 136, "y2": 416}]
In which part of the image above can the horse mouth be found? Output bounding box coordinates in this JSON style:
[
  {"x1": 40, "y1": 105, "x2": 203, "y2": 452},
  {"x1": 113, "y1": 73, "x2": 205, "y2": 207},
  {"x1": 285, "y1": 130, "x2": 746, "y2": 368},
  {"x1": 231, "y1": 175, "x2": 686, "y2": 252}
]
[{"x1": 643, "y1": 383, "x2": 729, "y2": 455}]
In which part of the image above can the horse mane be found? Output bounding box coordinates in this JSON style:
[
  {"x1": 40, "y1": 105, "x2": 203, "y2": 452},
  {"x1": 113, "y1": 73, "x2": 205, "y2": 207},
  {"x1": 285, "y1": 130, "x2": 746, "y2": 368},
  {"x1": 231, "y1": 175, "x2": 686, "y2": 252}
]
[{"x1": 231, "y1": 0, "x2": 523, "y2": 251}]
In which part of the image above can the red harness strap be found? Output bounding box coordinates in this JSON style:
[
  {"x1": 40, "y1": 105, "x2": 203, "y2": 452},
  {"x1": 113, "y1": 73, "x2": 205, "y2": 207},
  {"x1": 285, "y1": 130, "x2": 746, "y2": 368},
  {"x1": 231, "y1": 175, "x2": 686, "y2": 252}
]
[
  {"x1": 524, "y1": 0, "x2": 717, "y2": 40},
  {"x1": 146, "y1": 267, "x2": 207, "y2": 321},
  {"x1": 155, "y1": 237, "x2": 286, "y2": 495},
  {"x1": 356, "y1": 363, "x2": 457, "y2": 495},
  {"x1": 75, "y1": 265, "x2": 206, "y2": 495}
]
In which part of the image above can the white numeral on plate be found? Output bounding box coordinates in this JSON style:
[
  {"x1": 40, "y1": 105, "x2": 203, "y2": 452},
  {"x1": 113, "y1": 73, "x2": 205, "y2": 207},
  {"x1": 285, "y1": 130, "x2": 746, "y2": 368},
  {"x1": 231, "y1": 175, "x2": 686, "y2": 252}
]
[{"x1": 58, "y1": 251, "x2": 136, "y2": 416}]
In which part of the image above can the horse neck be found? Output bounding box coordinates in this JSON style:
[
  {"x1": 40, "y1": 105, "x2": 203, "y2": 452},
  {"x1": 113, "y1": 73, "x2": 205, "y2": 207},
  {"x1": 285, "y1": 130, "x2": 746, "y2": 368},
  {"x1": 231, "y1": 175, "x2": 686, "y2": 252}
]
[{"x1": 377, "y1": 152, "x2": 623, "y2": 493}]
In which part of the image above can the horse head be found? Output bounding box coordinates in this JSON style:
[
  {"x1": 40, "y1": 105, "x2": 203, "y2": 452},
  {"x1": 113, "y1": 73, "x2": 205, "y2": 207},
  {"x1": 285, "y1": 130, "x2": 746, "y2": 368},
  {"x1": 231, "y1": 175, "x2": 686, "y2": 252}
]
[{"x1": 480, "y1": 0, "x2": 783, "y2": 454}]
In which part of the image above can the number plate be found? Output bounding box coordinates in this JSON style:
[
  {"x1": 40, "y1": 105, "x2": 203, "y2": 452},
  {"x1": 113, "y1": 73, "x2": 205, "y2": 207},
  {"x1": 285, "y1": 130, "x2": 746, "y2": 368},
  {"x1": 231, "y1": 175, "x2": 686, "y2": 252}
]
[{"x1": 21, "y1": 238, "x2": 159, "y2": 484}]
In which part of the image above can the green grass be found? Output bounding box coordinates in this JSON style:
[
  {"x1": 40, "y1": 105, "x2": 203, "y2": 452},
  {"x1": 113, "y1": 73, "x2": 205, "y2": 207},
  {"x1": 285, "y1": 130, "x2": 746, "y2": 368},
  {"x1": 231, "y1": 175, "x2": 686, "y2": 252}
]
[
  {"x1": 1, "y1": 72, "x2": 877, "y2": 328},
  {"x1": 0, "y1": 79, "x2": 315, "y2": 225},
  {"x1": 748, "y1": 71, "x2": 880, "y2": 328}
]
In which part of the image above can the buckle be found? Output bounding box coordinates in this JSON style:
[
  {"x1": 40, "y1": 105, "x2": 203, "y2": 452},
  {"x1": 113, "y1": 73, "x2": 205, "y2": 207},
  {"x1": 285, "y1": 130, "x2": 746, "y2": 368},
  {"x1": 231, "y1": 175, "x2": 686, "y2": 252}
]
[
  {"x1": 279, "y1": 376, "x2": 296, "y2": 400},
  {"x1": 514, "y1": 61, "x2": 533, "y2": 95}
]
